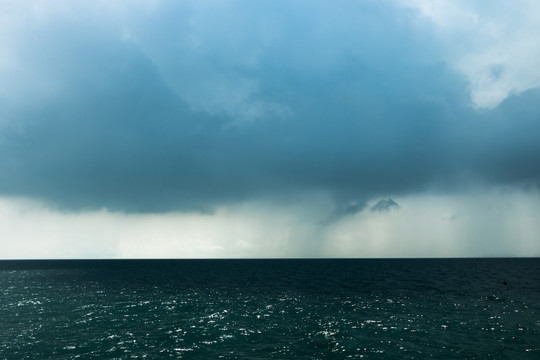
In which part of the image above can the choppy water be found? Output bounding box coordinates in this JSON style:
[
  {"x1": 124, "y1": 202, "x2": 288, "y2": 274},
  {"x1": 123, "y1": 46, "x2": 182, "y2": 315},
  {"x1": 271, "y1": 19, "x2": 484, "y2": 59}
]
[{"x1": 1, "y1": 259, "x2": 539, "y2": 359}]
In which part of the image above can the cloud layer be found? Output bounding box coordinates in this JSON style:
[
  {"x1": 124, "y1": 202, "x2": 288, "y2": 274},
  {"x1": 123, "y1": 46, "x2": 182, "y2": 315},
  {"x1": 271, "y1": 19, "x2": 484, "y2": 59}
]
[
  {"x1": 0, "y1": 0, "x2": 539, "y2": 214},
  {"x1": 2, "y1": 189, "x2": 539, "y2": 258}
]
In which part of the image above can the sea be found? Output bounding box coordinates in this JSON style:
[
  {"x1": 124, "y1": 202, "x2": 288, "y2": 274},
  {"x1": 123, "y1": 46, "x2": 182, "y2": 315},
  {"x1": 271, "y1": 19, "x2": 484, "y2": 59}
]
[{"x1": 0, "y1": 258, "x2": 538, "y2": 359}]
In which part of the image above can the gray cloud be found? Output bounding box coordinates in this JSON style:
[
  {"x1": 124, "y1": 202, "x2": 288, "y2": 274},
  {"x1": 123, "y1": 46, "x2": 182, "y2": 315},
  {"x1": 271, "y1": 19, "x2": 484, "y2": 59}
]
[
  {"x1": 371, "y1": 199, "x2": 400, "y2": 213},
  {"x1": 0, "y1": 1, "x2": 539, "y2": 213},
  {"x1": 441, "y1": 214, "x2": 459, "y2": 221},
  {"x1": 318, "y1": 200, "x2": 367, "y2": 225}
]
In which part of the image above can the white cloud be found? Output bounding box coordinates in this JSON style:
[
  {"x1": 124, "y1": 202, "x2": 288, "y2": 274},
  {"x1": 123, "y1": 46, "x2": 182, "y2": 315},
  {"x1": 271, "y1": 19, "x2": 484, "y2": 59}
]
[
  {"x1": 0, "y1": 198, "x2": 120, "y2": 258},
  {"x1": 2, "y1": 188, "x2": 539, "y2": 259},
  {"x1": 403, "y1": 0, "x2": 540, "y2": 109},
  {"x1": 0, "y1": 193, "x2": 329, "y2": 259},
  {"x1": 323, "y1": 189, "x2": 540, "y2": 258}
]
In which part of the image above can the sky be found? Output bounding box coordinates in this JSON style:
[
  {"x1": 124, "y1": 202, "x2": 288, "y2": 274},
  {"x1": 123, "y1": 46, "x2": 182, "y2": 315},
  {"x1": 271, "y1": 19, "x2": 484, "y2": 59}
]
[{"x1": 1, "y1": 0, "x2": 539, "y2": 258}]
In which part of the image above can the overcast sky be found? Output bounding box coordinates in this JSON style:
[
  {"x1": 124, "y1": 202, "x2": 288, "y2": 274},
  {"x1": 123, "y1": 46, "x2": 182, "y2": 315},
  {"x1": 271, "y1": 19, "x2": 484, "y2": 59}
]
[{"x1": 1, "y1": 0, "x2": 539, "y2": 258}]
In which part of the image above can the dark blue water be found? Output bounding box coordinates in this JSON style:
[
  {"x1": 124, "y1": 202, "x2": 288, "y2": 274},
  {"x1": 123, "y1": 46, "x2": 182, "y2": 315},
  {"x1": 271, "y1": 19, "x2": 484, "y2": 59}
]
[{"x1": 1, "y1": 259, "x2": 539, "y2": 359}]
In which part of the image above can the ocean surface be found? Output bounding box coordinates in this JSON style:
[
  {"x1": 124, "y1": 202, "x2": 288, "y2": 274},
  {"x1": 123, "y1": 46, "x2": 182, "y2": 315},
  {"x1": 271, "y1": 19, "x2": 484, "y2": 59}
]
[{"x1": 0, "y1": 258, "x2": 539, "y2": 359}]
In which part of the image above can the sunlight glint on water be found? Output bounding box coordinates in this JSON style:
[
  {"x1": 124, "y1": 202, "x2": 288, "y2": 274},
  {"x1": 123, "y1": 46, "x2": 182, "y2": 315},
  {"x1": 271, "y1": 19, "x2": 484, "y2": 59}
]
[{"x1": 1, "y1": 259, "x2": 539, "y2": 359}]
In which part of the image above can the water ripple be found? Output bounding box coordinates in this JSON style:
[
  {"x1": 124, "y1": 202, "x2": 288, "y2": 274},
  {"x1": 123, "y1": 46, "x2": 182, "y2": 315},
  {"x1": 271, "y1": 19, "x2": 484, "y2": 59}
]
[{"x1": 0, "y1": 259, "x2": 538, "y2": 359}]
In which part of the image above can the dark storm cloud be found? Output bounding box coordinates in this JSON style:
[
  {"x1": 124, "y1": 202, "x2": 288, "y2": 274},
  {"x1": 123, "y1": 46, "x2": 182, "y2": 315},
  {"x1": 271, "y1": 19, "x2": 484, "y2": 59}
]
[
  {"x1": 0, "y1": 1, "x2": 539, "y2": 213},
  {"x1": 371, "y1": 199, "x2": 399, "y2": 213},
  {"x1": 318, "y1": 200, "x2": 368, "y2": 225}
]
